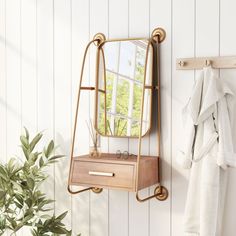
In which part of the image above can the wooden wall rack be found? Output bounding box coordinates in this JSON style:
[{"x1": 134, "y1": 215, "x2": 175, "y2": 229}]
[{"x1": 176, "y1": 56, "x2": 236, "y2": 70}]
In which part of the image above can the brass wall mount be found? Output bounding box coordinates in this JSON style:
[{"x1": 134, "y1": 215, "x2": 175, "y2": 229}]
[
  {"x1": 151, "y1": 27, "x2": 166, "y2": 43},
  {"x1": 93, "y1": 33, "x2": 106, "y2": 46}
]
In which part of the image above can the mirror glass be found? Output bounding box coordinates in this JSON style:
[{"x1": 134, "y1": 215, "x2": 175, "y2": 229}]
[{"x1": 96, "y1": 39, "x2": 153, "y2": 137}]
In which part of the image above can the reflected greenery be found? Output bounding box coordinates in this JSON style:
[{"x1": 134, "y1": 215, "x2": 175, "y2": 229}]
[{"x1": 97, "y1": 39, "x2": 152, "y2": 137}]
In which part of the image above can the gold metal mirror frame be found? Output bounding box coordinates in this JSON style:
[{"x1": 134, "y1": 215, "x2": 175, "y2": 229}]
[
  {"x1": 94, "y1": 36, "x2": 154, "y2": 138},
  {"x1": 67, "y1": 27, "x2": 168, "y2": 202}
]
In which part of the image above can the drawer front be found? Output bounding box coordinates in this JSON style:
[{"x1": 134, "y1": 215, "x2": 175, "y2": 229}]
[{"x1": 71, "y1": 160, "x2": 135, "y2": 190}]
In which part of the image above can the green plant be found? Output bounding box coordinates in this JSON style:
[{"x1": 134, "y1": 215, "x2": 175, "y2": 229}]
[{"x1": 0, "y1": 128, "x2": 80, "y2": 236}]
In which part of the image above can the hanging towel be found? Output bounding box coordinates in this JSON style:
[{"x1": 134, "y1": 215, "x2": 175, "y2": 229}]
[{"x1": 177, "y1": 66, "x2": 235, "y2": 236}]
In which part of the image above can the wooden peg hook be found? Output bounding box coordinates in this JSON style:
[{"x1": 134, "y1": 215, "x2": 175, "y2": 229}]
[{"x1": 205, "y1": 59, "x2": 211, "y2": 66}]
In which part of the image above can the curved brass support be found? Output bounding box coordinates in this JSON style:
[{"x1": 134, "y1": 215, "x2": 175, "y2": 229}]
[
  {"x1": 135, "y1": 27, "x2": 168, "y2": 203},
  {"x1": 136, "y1": 185, "x2": 168, "y2": 202},
  {"x1": 67, "y1": 185, "x2": 103, "y2": 195},
  {"x1": 67, "y1": 185, "x2": 93, "y2": 195},
  {"x1": 68, "y1": 38, "x2": 101, "y2": 195}
]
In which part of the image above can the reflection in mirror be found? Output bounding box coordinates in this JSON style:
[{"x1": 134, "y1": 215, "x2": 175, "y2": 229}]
[{"x1": 96, "y1": 39, "x2": 153, "y2": 137}]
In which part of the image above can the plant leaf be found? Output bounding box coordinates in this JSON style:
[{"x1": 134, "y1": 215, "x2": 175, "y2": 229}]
[
  {"x1": 0, "y1": 128, "x2": 73, "y2": 235},
  {"x1": 45, "y1": 140, "x2": 54, "y2": 158},
  {"x1": 0, "y1": 165, "x2": 8, "y2": 181},
  {"x1": 49, "y1": 155, "x2": 65, "y2": 161},
  {"x1": 24, "y1": 127, "x2": 29, "y2": 140},
  {"x1": 55, "y1": 211, "x2": 68, "y2": 221},
  {"x1": 39, "y1": 157, "x2": 44, "y2": 168},
  {"x1": 15, "y1": 194, "x2": 24, "y2": 205},
  {"x1": 29, "y1": 133, "x2": 43, "y2": 152},
  {"x1": 21, "y1": 145, "x2": 29, "y2": 160},
  {"x1": 27, "y1": 177, "x2": 35, "y2": 190},
  {"x1": 50, "y1": 226, "x2": 69, "y2": 234},
  {"x1": 0, "y1": 191, "x2": 5, "y2": 199},
  {"x1": 20, "y1": 135, "x2": 29, "y2": 149}
]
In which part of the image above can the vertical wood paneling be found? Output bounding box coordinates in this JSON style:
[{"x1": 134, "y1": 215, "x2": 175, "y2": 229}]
[
  {"x1": 196, "y1": 0, "x2": 219, "y2": 57},
  {"x1": 21, "y1": 0, "x2": 37, "y2": 133},
  {"x1": 37, "y1": 0, "x2": 54, "y2": 199},
  {"x1": 54, "y1": 0, "x2": 72, "y2": 227},
  {"x1": 128, "y1": 1, "x2": 150, "y2": 236},
  {"x1": 0, "y1": 0, "x2": 6, "y2": 163},
  {"x1": 108, "y1": 1, "x2": 129, "y2": 236},
  {"x1": 21, "y1": 1, "x2": 37, "y2": 234},
  {"x1": 220, "y1": 0, "x2": 236, "y2": 235},
  {"x1": 149, "y1": 0, "x2": 172, "y2": 235},
  {"x1": 5, "y1": 0, "x2": 21, "y2": 158},
  {"x1": 71, "y1": 0, "x2": 90, "y2": 235},
  {"x1": 1, "y1": 1, "x2": 236, "y2": 236},
  {"x1": 172, "y1": 0, "x2": 195, "y2": 235},
  {"x1": 89, "y1": 1, "x2": 109, "y2": 236}
]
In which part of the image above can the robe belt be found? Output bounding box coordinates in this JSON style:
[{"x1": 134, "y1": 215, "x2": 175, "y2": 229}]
[{"x1": 192, "y1": 131, "x2": 219, "y2": 163}]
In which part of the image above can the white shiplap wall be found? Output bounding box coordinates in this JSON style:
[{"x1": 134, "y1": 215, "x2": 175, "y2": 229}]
[{"x1": 1, "y1": 0, "x2": 236, "y2": 235}]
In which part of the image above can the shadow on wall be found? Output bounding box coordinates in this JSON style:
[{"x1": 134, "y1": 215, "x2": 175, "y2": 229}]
[
  {"x1": 0, "y1": 97, "x2": 21, "y2": 123},
  {"x1": 55, "y1": 132, "x2": 109, "y2": 234},
  {"x1": 0, "y1": 35, "x2": 36, "y2": 67},
  {"x1": 53, "y1": 133, "x2": 89, "y2": 205},
  {"x1": 0, "y1": 92, "x2": 35, "y2": 132},
  {"x1": 54, "y1": 133, "x2": 71, "y2": 203}
]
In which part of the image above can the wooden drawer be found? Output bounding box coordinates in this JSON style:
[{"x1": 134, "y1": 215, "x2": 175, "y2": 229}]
[{"x1": 71, "y1": 160, "x2": 135, "y2": 191}]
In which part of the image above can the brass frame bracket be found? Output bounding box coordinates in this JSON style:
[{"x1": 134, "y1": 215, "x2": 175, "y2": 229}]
[
  {"x1": 67, "y1": 185, "x2": 103, "y2": 195},
  {"x1": 154, "y1": 185, "x2": 168, "y2": 201},
  {"x1": 67, "y1": 185, "x2": 93, "y2": 195},
  {"x1": 92, "y1": 187, "x2": 103, "y2": 194},
  {"x1": 144, "y1": 85, "x2": 159, "y2": 90},
  {"x1": 136, "y1": 185, "x2": 168, "y2": 202},
  {"x1": 93, "y1": 33, "x2": 106, "y2": 47},
  {"x1": 151, "y1": 28, "x2": 166, "y2": 43}
]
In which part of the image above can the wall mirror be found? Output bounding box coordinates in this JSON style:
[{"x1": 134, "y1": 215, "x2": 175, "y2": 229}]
[
  {"x1": 95, "y1": 39, "x2": 154, "y2": 138},
  {"x1": 68, "y1": 27, "x2": 169, "y2": 203}
]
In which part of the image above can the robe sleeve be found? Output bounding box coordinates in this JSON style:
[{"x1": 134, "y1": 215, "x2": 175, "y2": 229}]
[
  {"x1": 177, "y1": 76, "x2": 204, "y2": 169},
  {"x1": 177, "y1": 113, "x2": 195, "y2": 169},
  {"x1": 217, "y1": 95, "x2": 236, "y2": 169}
]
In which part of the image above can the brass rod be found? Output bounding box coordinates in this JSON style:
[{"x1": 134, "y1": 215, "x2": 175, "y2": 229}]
[
  {"x1": 136, "y1": 185, "x2": 168, "y2": 202},
  {"x1": 101, "y1": 37, "x2": 149, "y2": 44},
  {"x1": 135, "y1": 34, "x2": 169, "y2": 202},
  {"x1": 81, "y1": 86, "x2": 105, "y2": 93},
  {"x1": 136, "y1": 192, "x2": 161, "y2": 202},
  {"x1": 157, "y1": 37, "x2": 161, "y2": 160},
  {"x1": 98, "y1": 89, "x2": 105, "y2": 93},
  {"x1": 144, "y1": 85, "x2": 159, "y2": 90},
  {"x1": 68, "y1": 38, "x2": 99, "y2": 194},
  {"x1": 101, "y1": 48, "x2": 108, "y2": 136},
  {"x1": 94, "y1": 46, "x2": 100, "y2": 143},
  {"x1": 68, "y1": 185, "x2": 93, "y2": 195},
  {"x1": 81, "y1": 86, "x2": 95, "y2": 90},
  {"x1": 135, "y1": 39, "x2": 152, "y2": 191}
]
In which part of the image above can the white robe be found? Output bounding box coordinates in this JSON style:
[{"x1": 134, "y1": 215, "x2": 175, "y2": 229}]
[{"x1": 178, "y1": 66, "x2": 235, "y2": 236}]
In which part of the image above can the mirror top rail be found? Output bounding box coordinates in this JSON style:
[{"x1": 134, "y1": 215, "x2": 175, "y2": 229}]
[{"x1": 93, "y1": 27, "x2": 166, "y2": 47}]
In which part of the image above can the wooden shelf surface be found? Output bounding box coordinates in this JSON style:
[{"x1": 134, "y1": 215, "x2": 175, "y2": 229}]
[{"x1": 74, "y1": 153, "x2": 158, "y2": 165}]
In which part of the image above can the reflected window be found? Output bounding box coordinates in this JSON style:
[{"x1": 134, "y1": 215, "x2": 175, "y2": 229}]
[{"x1": 98, "y1": 40, "x2": 149, "y2": 136}]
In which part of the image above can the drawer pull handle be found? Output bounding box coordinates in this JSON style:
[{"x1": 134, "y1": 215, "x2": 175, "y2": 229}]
[{"x1": 89, "y1": 171, "x2": 115, "y2": 177}]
